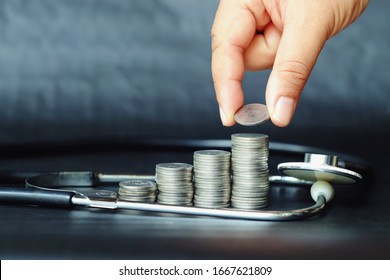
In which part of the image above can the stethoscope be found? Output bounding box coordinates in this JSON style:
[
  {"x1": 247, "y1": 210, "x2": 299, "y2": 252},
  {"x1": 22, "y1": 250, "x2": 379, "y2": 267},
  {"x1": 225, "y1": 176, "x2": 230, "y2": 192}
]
[{"x1": 0, "y1": 143, "x2": 367, "y2": 221}]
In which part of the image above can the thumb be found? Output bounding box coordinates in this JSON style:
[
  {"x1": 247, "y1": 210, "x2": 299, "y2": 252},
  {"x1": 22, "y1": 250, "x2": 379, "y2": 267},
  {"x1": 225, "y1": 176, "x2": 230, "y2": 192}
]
[{"x1": 266, "y1": 7, "x2": 328, "y2": 127}]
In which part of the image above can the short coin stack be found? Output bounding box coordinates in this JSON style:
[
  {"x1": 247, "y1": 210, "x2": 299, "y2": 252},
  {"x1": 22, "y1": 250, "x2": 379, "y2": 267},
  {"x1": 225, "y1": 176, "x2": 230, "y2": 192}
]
[
  {"x1": 193, "y1": 150, "x2": 232, "y2": 208},
  {"x1": 155, "y1": 163, "x2": 194, "y2": 206},
  {"x1": 118, "y1": 179, "x2": 157, "y2": 202},
  {"x1": 231, "y1": 133, "x2": 270, "y2": 209}
]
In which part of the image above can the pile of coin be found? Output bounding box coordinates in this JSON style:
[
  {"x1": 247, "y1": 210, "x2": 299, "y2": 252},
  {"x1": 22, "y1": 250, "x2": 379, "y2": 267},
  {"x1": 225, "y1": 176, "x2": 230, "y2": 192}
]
[
  {"x1": 193, "y1": 150, "x2": 232, "y2": 208},
  {"x1": 118, "y1": 179, "x2": 157, "y2": 203},
  {"x1": 231, "y1": 133, "x2": 269, "y2": 209},
  {"x1": 155, "y1": 163, "x2": 194, "y2": 206}
]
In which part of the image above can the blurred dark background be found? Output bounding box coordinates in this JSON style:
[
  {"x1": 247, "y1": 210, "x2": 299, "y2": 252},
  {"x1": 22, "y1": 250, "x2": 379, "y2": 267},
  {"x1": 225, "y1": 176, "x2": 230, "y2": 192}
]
[{"x1": 0, "y1": 0, "x2": 388, "y2": 157}]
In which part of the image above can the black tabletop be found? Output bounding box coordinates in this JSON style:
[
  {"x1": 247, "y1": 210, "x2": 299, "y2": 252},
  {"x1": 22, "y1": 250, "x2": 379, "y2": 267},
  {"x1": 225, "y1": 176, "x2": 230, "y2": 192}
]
[{"x1": 0, "y1": 139, "x2": 388, "y2": 260}]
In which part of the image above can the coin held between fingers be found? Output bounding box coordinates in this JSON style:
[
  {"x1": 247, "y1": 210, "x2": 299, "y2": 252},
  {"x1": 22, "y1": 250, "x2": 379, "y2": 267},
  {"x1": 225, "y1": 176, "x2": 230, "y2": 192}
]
[{"x1": 234, "y1": 103, "x2": 270, "y2": 126}]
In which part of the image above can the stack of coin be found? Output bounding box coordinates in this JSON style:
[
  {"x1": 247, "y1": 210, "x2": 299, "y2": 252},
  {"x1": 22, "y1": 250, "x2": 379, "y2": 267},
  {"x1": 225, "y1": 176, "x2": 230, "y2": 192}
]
[
  {"x1": 155, "y1": 163, "x2": 194, "y2": 206},
  {"x1": 193, "y1": 150, "x2": 231, "y2": 208},
  {"x1": 118, "y1": 179, "x2": 157, "y2": 203},
  {"x1": 231, "y1": 133, "x2": 269, "y2": 209}
]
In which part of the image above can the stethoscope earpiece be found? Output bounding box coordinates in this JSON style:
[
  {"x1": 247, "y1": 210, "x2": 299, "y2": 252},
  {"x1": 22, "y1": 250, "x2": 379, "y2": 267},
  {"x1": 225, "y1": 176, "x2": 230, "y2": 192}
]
[{"x1": 310, "y1": 180, "x2": 335, "y2": 203}]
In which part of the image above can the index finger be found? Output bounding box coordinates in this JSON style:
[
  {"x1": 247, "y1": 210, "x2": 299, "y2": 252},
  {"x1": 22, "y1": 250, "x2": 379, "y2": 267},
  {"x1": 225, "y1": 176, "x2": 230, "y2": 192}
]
[{"x1": 211, "y1": 0, "x2": 269, "y2": 126}]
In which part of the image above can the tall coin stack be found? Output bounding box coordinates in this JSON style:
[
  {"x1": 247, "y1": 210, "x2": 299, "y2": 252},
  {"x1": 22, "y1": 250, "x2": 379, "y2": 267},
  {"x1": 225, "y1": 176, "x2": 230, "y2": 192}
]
[
  {"x1": 193, "y1": 150, "x2": 232, "y2": 208},
  {"x1": 231, "y1": 133, "x2": 269, "y2": 209},
  {"x1": 155, "y1": 163, "x2": 194, "y2": 206},
  {"x1": 118, "y1": 179, "x2": 157, "y2": 203}
]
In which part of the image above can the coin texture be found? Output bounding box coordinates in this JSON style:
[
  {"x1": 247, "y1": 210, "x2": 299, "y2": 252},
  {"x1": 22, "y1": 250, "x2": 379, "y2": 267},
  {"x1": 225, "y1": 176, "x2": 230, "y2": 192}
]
[
  {"x1": 155, "y1": 162, "x2": 194, "y2": 206},
  {"x1": 193, "y1": 150, "x2": 231, "y2": 209},
  {"x1": 231, "y1": 133, "x2": 270, "y2": 209},
  {"x1": 234, "y1": 103, "x2": 269, "y2": 126},
  {"x1": 118, "y1": 179, "x2": 157, "y2": 203}
]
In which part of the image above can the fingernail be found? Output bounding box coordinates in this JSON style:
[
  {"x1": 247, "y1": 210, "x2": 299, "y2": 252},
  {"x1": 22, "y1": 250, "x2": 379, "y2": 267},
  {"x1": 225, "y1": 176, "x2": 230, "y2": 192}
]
[
  {"x1": 273, "y1": 96, "x2": 296, "y2": 126},
  {"x1": 219, "y1": 105, "x2": 227, "y2": 125}
]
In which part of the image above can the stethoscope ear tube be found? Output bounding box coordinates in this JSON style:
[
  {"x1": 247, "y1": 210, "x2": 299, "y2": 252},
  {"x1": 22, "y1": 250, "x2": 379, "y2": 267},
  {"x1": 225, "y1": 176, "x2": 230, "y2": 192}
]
[{"x1": 0, "y1": 187, "x2": 74, "y2": 208}]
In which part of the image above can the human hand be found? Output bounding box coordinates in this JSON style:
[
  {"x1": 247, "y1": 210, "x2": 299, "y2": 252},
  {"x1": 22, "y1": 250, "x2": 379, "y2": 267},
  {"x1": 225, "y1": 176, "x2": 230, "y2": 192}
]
[{"x1": 211, "y1": 0, "x2": 368, "y2": 127}]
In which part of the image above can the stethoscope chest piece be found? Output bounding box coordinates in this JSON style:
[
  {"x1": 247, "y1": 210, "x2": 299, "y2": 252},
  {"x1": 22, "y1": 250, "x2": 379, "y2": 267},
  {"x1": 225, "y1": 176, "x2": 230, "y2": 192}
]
[
  {"x1": 0, "y1": 152, "x2": 365, "y2": 221},
  {"x1": 277, "y1": 153, "x2": 363, "y2": 185},
  {"x1": 277, "y1": 153, "x2": 363, "y2": 204}
]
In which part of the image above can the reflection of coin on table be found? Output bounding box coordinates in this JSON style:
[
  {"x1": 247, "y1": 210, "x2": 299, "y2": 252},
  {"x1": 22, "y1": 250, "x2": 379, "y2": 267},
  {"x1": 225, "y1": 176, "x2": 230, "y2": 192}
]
[{"x1": 234, "y1": 103, "x2": 270, "y2": 126}]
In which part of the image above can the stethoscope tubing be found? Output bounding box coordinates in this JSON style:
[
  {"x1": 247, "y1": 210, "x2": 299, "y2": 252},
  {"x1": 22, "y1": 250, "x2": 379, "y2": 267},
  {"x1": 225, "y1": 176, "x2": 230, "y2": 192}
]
[
  {"x1": 72, "y1": 192, "x2": 327, "y2": 221},
  {"x1": 0, "y1": 171, "x2": 326, "y2": 221},
  {"x1": 0, "y1": 141, "x2": 368, "y2": 221}
]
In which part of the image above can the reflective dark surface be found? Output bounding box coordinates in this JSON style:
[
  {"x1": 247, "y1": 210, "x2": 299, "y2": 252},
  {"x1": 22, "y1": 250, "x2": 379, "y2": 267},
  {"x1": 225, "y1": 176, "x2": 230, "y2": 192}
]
[{"x1": 0, "y1": 140, "x2": 388, "y2": 259}]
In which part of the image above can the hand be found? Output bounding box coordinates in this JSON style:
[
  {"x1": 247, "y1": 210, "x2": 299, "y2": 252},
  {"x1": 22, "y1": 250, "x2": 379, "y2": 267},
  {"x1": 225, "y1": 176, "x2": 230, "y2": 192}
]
[{"x1": 211, "y1": 0, "x2": 368, "y2": 127}]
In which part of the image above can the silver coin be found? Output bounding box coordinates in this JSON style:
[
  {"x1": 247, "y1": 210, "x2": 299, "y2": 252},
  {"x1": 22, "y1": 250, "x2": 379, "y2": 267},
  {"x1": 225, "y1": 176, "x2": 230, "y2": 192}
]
[
  {"x1": 194, "y1": 175, "x2": 230, "y2": 181},
  {"x1": 230, "y1": 133, "x2": 270, "y2": 210},
  {"x1": 118, "y1": 191, "x2": 156, "y2": 198},
  {"x1": 194, "y1": 194, "x2": 229, "y2": 201},
  {"x1": 194, "y1": 150, "x2": 231, "y2": 158},
  {"x1": 194, "y1": 192, "x2": 230, "y2": 198},
  {"x1": 232, "y1": 197, "x2": 268, "y2": 203},
  {"x1": 119, "y1": 184, "x2": 156, "y2": 195},
  {"x1": 155, "y1": 162, "x2": 194, "y2": 206},
  {"x1": 234, "y1": 103, "x2": 269, "y2": 126},
  {"x1": 156, "y1": 162, "x2": 193, "y2": 170},
  {"x1": 232, "y1": 189, "x2": 268, "y2": 197},
  {"x1": 117, "y1": 179, "x2": 158, "y2": 202},
  {"x1": 232, "y1": 133, "x2": 269, "y2": 141},
  {"x1": 158, "y1": 194, "x2": 193, "y2": 200},
  {"x1": 84, "y1": 190, "x2": 118, "y2": 200},
  {"x1": 119, "y1": 179, "x2": 156, "y2": 188},
  {"x1": 230, "y1": 202, "x2": 268, "y2": 210},
  {"x1": 157, "y1": 185, "x2": 194, "y2": 190},
  {"x1": 157, "y1": 195, "x2": 193, "y2": 201},
  {"x1": 120, "y1": 196, "x2": 156, "y2": 202},
  {"x1": 193, "y1": 149, "x2": 232, "y2": 209},
  {"x1": 194, "y1": 201, "x2": 230, "y2": 209}
]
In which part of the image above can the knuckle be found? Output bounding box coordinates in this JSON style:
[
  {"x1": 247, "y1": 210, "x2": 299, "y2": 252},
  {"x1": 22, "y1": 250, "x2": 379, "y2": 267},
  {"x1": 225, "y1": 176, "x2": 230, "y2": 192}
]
[
  {"x1": 211, "y1": 23, "x2": 220, "y2": 49},
  {"x1": 276, "y1": 60, "x2": 311, "y2": 89},
  {"x1": 211, "y1": 30, "x2": 223, "y2": 53}
]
